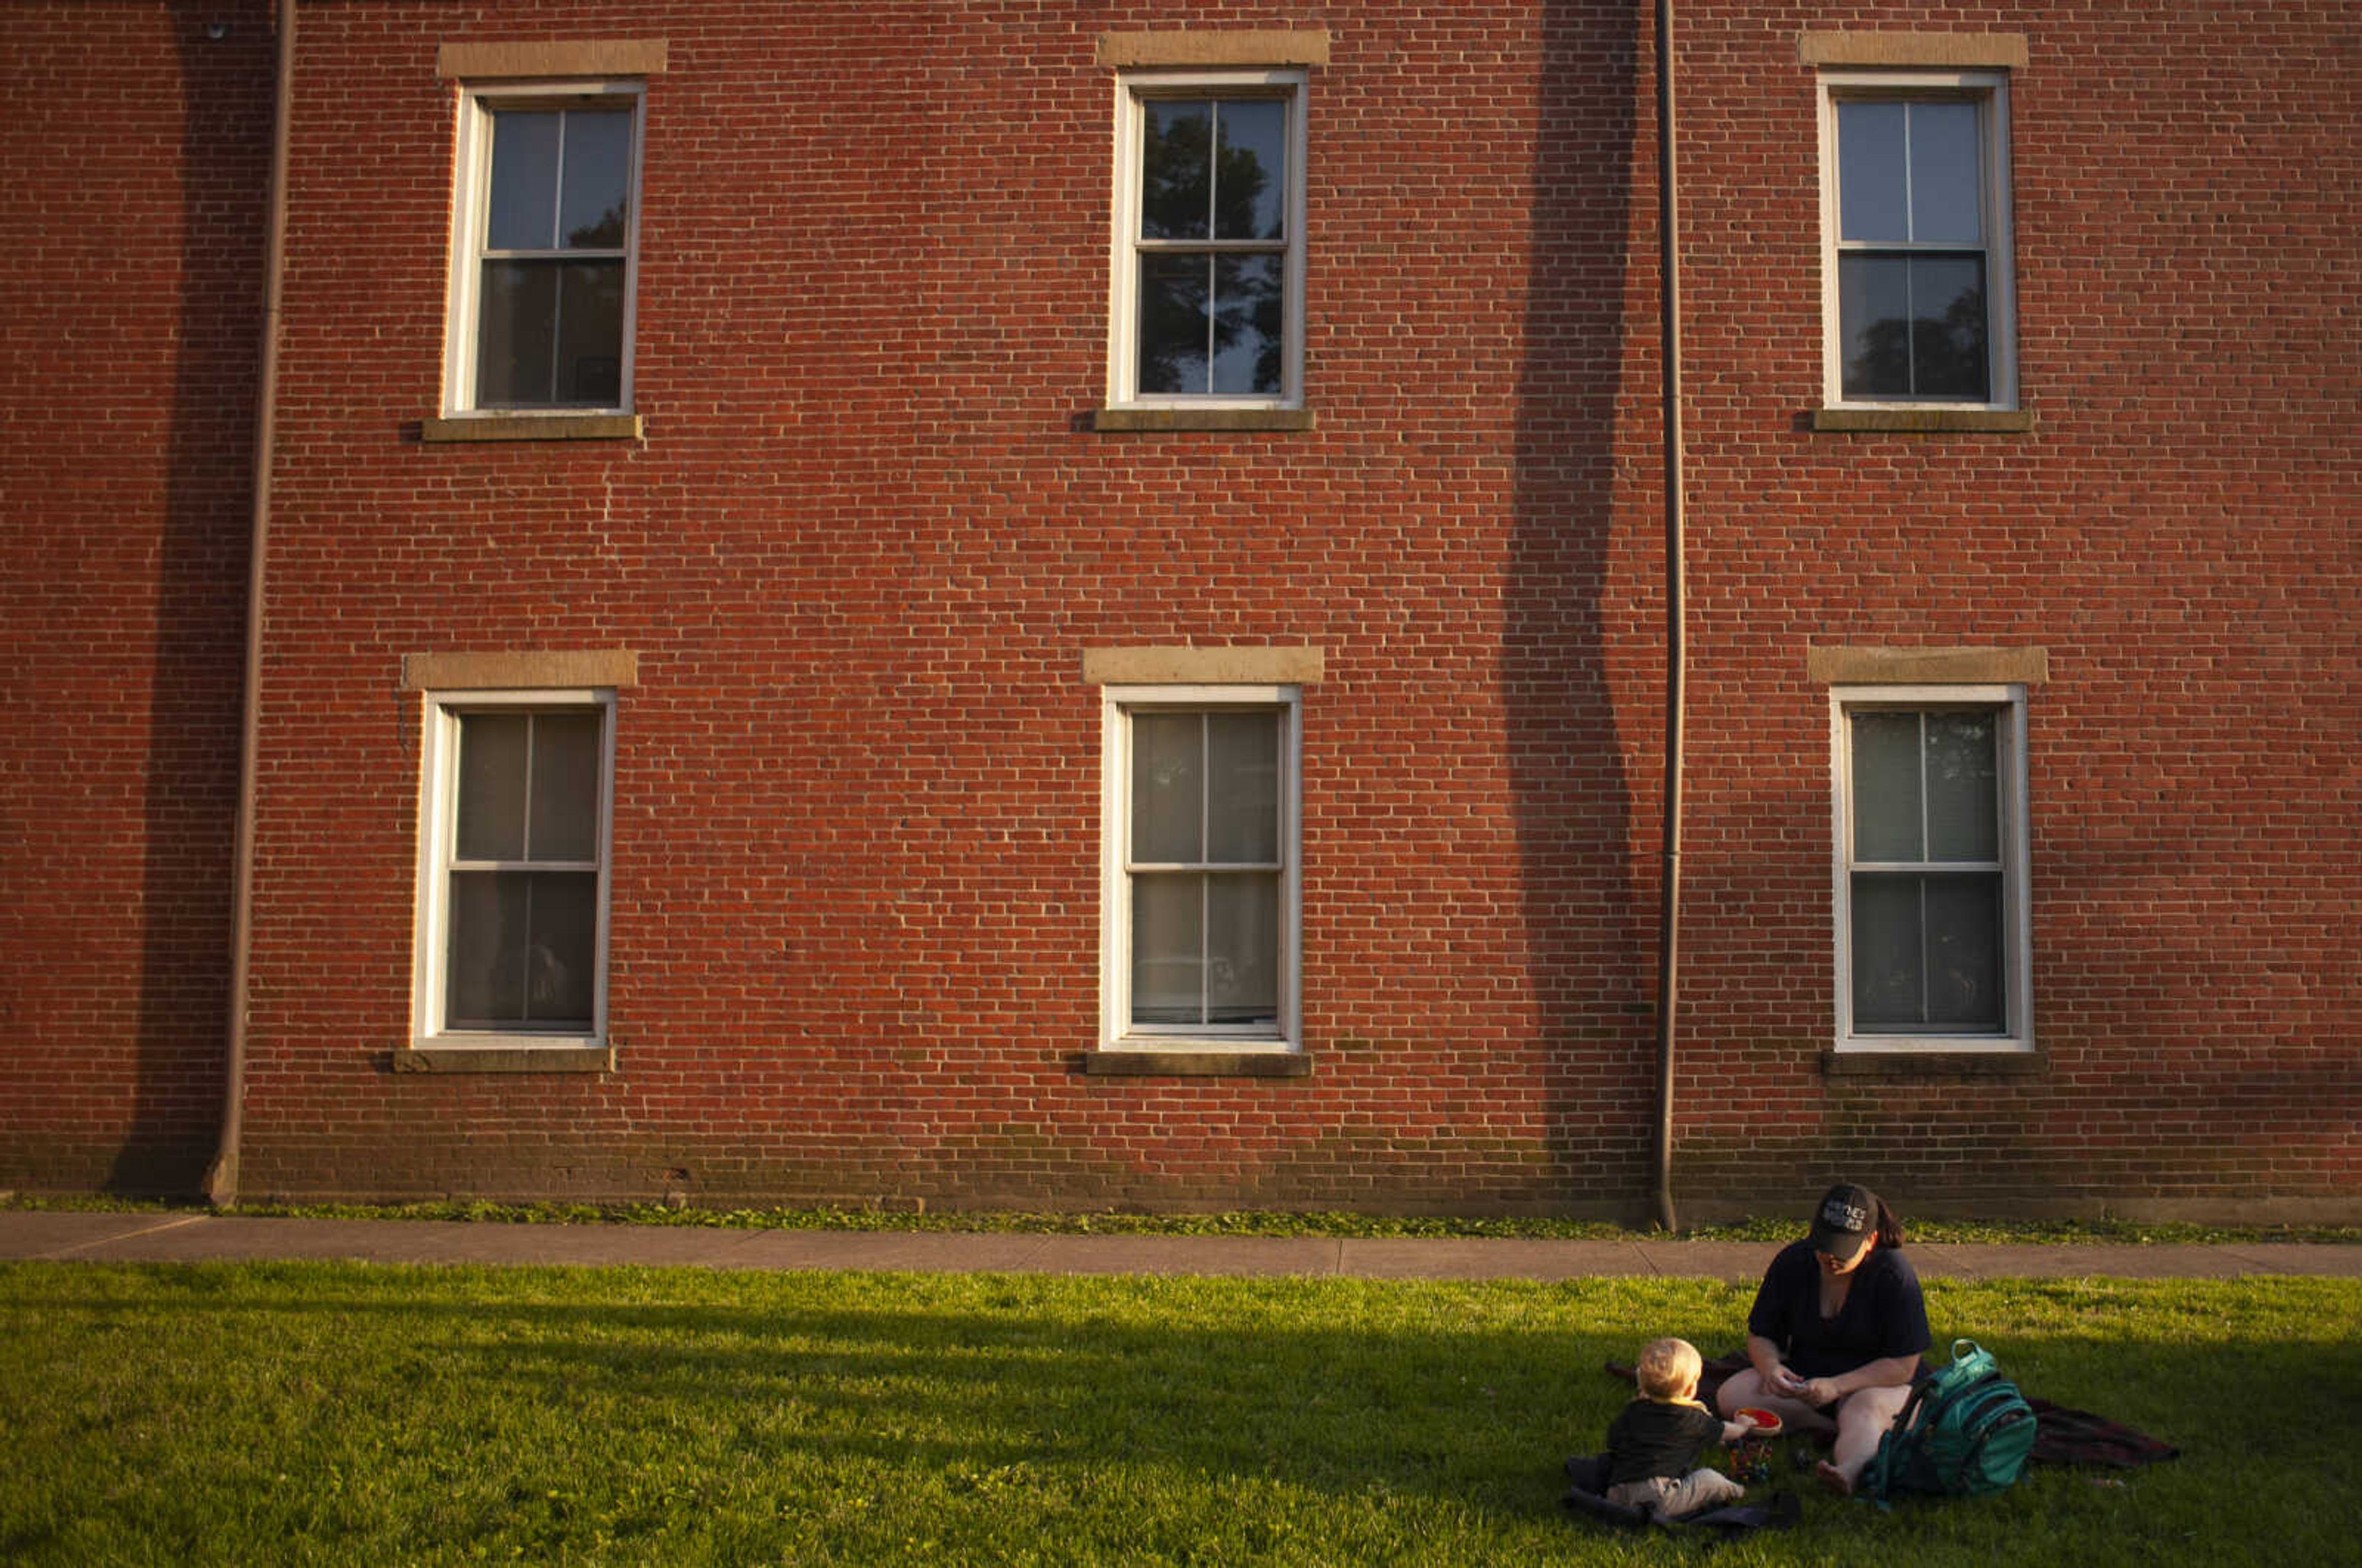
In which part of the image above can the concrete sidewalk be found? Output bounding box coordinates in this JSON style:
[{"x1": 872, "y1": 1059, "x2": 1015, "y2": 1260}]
[{"x1": 4, "y1": 1209, "x2": 2355, "y2": 1280}]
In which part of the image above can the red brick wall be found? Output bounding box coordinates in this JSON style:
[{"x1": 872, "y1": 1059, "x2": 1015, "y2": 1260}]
[
  {"x1": 1658, "y1": 0, "x2": 2358, "y2": 1215},
  {"x1": 0, "y1": 2, "x2": 271, "y2": 1192},
  {"x1": 7, "y1": 2, "x2": 2354, "y2": 1220}
]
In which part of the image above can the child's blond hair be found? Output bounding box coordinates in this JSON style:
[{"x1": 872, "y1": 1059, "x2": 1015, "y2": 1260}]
[{"x1": 1634, "y1": 1336, "x2": 1704, "y2": 1401}]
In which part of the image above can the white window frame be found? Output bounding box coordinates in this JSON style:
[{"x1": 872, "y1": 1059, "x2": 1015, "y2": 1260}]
[
  {"x1": 1816, "y1": 70, "x2": 2016, "y2": 410},
  {"x1": 1100, "y1": 685, "x2": 1302, "y2": 1052},
  {"x1": 412, "y1": 688, "x2": 616, "y2": 1049},
  {"x1": 1829, "y1": 684, "x2": 2032, "y2": 1053},
  {"x1": 443, "y1": 80, "x2": 646, "y2": 418},
  {"x1": 1106, "y1": 70, "x2": 1308, "y2": 412}
]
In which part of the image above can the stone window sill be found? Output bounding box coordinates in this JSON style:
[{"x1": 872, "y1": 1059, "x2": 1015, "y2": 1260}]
[
  {"x1": 1080, "y1": 1049, "x2": 1312, "y2": 1078},
  {"x1": 1822, "y1": 1049, "x2": 2043, "y2": 1078},
  {"x1": 1811, "y1": 408, "x2": 2037, "y2": 434},
  {"x1": 421, "y1": 413, "x2": 644, "y2": 444},
  {"x1": 392, "y1": 1045, "x2": 617, "y2": 1074},
  {"x1": 1092, "y1": 407, "x2": 1316, "y2": 433}
]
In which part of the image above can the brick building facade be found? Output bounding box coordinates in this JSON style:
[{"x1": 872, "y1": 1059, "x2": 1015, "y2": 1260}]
[{"x1": 4, "y1": 2, "x2": 2354, "y2": 1220}]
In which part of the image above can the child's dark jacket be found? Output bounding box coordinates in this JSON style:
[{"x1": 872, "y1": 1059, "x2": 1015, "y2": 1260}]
[{"x1": 1605, "y1": 1398, "x2": 1724, "y2": 1486}]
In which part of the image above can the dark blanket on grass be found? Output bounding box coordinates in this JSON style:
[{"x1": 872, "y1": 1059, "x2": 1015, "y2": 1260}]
[{"x1": 1601, "y1": 1351, "x2": 2181, "y2": 1468}]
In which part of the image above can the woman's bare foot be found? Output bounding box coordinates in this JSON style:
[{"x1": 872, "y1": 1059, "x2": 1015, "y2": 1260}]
[{"x1": 1815, "y1": 1460, "x2": 1855, "y2": 1497}]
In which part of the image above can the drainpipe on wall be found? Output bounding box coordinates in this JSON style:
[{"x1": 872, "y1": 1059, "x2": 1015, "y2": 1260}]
[
  {"x1": 1649, "y1": 0, "x2": 1687, "y2": 1235},
  {"x1": 204, "y1": 0, "x2": 295, "y2": 1208}
]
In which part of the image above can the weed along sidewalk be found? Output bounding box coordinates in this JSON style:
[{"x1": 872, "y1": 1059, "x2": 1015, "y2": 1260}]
[{"x1": 4, "y1": 1209, "x2": 2356, "y2": 1279}]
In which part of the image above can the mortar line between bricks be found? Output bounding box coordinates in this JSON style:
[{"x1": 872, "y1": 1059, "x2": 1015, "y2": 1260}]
[{"x1": 31, "y1": 1212, "x2": 210, "y2": 1261}]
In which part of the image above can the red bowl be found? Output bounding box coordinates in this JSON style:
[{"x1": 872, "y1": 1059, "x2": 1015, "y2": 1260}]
[{"x1": 1735, "y1": 1406, "x2": 1784, "y2": 1436}]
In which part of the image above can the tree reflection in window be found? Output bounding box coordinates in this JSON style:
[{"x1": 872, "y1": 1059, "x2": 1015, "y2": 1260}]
[{"x1": 1135, "y1": 98, "x2": 1286, "y2": 396}]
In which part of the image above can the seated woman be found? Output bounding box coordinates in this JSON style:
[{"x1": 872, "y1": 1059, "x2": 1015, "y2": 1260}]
[{"x1": 1716, "y1": 1182, "x2": 1930, "y2": 1496}]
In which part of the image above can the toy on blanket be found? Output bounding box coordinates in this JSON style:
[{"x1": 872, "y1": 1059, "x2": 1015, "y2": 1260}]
[{"x1": 1727, "y1": 1407, "x2": 1783, "y2": 1482}]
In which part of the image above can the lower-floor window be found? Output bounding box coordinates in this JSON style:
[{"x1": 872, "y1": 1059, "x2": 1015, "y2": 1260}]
[
  {"x1": 1831, "y1": 685, "x2": 2030, "y2": 1049},
  {"x1": 413, "y1": 689, "x2": 614, "y2": 1045},
  {"x1": 1102, "y1": 685, "x2": 1300, "y2": 1049}
]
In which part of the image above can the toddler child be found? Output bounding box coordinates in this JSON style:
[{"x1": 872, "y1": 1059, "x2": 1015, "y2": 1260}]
[{"x1": 1602, "y1": 1336, "x2": 1760, "y2": 1517}]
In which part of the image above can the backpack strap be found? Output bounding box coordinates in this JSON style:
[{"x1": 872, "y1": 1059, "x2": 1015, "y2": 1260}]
[{"x1": 1859, "y1": 1363, "x2": 1941, "y2": 1506}]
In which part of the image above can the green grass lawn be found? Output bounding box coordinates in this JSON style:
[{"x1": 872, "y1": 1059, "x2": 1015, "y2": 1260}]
[{"x1": 2, "y1": 1263, "x2": 2352, "y2": 1566}]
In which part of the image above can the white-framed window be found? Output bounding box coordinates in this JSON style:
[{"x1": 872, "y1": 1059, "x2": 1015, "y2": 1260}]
[
  {"x1": 444, "y1": 82, "x2": 645, "y2": 415},
  {"x1": 413, "y1": 690, "x2": 615, "y2": 1047},
  {"x1": 1100, "y1": 686, "x2": 1302, "y2": 1050},
  {"x1": 1107, "y1": 71, "x2": 1306, "y2": 410},
  {"x1": 1831, "y1": 685, "x2": 2031, "y2": 1051},
  {"x1": 1818, "y1": 71, "x2": 2015, "y2": 408}
]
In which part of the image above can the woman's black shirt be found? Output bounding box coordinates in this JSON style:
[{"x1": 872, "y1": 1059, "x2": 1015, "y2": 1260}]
[{"x1": 1744, "y1": 1240, "x2": 1931, "y2": 1382}]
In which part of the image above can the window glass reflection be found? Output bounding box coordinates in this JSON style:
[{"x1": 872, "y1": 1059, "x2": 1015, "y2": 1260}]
[
  {"x1": 558, "y1": 110, "x2": 632, "y2": 247},
  {"x1": 487, "y1": 111, "x2": 561, "y2": 250},
  {"x1": 1837, "y1": 100, "x2": 1907, "y2": 243},
  {"x1": 1141, "y1": 100, "x2": 1212, "y2": 241},
  {"x1": 1215, "y1": 100, "x2": 1286, "y2": 241},
  {"x1": 1840, "y1": 254, "x2": 1986, "y2": 401},
  {"x1": 1138, "y1": 255, "x2": 1210, "y2": 395},
  {"x1": 1907, "y1": 100, "x2": 1981, "y2": 245},
  {"x1": 1131, "y1": 712, "x2": 1203, "y2": 864}
]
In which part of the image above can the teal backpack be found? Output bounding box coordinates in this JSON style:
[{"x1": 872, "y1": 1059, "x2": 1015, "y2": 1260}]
[{"x1": 1859, "y1": 1339, "x2": 2038, "y2": 1506}]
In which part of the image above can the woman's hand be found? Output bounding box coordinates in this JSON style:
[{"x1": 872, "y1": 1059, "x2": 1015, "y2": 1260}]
[
  {"x1": 1795, "y1": 1376, "x2": 1843, "y2": 1408},
  {"x1": 1761, "y1": 1363, "x2": 1808, "y2": 1401}
]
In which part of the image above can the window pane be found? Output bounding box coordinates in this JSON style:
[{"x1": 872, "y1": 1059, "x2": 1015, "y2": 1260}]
[
  {"x1": 1206, "y1": 872, "x2": 1279, "y2": 1025},
  {"x1": 455, "y1": 713, "x2": 530, "y2": 861},
  {"x1": 486, "y1": 111, "x2": 562, "y2": 252},
  {"x1": 476, "y1": 260, "x2": 557, "y2": 407},
  {"x1": 1214, "y1": 99, "x2": 1287, "y2": 242},
  {"x1": 1850, "y1": 712, "x2": 1923, "y2": 862},
  {"x1": 528, "y1": 712, "x2": 602, "y2": 862},
  {"x1": 1131, "y1": 712, "x2": 1202, "y2": 864},
  {"x1": 1907, "y1": 100, "x2": 1982, "y2": 245},
  {"x1": 557, "y1": 261, "x2": 626, "y2": 405},
  {"x1": 1906, "y1": 255, "x2": 1988, "y2": 400},
  {"x1": 1206, "y1": 712, "x2": 1279, "y2": 863},
  {"x1": 1924, "y1": 710, "x2": 1999, "y2": 862},
  {"x1": 522, "y1": 870, "x2": 598, "y2": 1025},
  {"x1": 558, "y1": 109, "x2": 632, "y2": 249},
  {"x1": 1140, "y1": 100, "x2": 1211, "y2": 241},
  {"x1": 446, "y1": 870, "x2": 598, "y2": 1030},
  {"x1": 1131, "y1": 873, "x2": 1202, "y2": 1025},
  {"x1": 1137, "y1": 254, "x2": 1210, "y2": 395},
  {"x1": 1850, "y1": 873, "x2": 1923, "y2": 1029},
  {"x1": 447, "y1": 869, "x2": 529, "y2": 1025},
  {"x1": 1837, "y1": 100, "x2": 1908, "y2": 243},
  {"x1": 1923, "y1": 873, "x2": 2002, "y2": 1029},
  {"x1": 1838, "y1": 253, "x2": 1912, "y2": 399},
  {"x1": 1211, "y1": 255, "x2": 1283, "y2": 396}
]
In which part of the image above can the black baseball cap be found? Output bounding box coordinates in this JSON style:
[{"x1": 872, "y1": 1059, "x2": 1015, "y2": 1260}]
[{"x1": 1809, "y1": 1182, "x2": 1879, "y2": 1262}]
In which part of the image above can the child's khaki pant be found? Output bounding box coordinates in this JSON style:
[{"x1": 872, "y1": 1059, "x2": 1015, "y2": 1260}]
[{"x1": 1605, "y1": 1467, "x2": 1744, "y2": 1518}]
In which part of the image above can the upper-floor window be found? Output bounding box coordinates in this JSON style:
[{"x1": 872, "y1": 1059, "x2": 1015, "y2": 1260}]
[
  {"x1": 1108, "y1": 71, "x2": 1306, "y2": 410},
  {"x1": 446, "y1": 83, "x2": 643, "y2": 415},
  {"x1": 1819, "y1": 71, "x2": 2015, "y2": 408}
]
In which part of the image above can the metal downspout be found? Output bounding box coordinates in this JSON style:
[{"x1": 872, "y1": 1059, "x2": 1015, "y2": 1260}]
[
  {"x1": 1649, "y1": 0, "x2": 1687, "y2": 1233},
  {"x1": 204, "y1": 0, "x2": 295, "y2": 1208}
]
